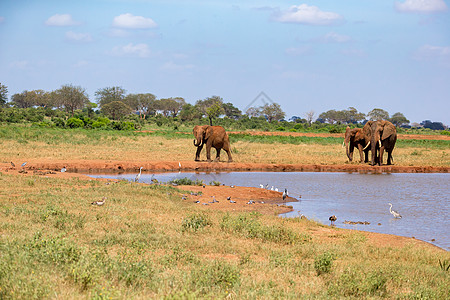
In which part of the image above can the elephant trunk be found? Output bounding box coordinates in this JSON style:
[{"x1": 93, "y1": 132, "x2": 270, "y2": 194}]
[{"x1": 193, "y1": 137, "x2": 203, "y2": 147}]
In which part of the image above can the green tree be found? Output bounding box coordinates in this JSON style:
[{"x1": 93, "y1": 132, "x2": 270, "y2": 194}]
[
  {"x1": 245, "y1": 106, "x2": 262, "y2": 118},
  {"x1": 179, "y1": 103, "x2": 202, "y2": 121},
  {"x1": 223, "y1": 102, "x2": 242, "y2": 120},
  {"x1": 195, "y1": 96, "x2": 225, "y2": 125},
  {"x1": 95, "y1": 86, "x2": 126, "y2": 108},
  {"x1": 0, "y1": 83, "x2": 8, "y2": 106},
  {"x1": 367, "y1": 108, "x2": 389, "y2": 121},
  {"x1": 389, "y1": 112, "x2": 410, "y2": 127},
  {"x1": 205, "y1": 102, "x2": 225, "y2": 125},
  {"x1": 262, "y1": 103, "x2": 285, "y2": 122},
  {"x1": 124, "y1": 93, "x2": 156, "y2": 119},
  {"x1": 54, "y1": 84, "x2": 89, "y2": 116},
  {"x1": 344, "y1": 107, "x2": 365, "y2": 124},
  {"x1": 11, "y1": 91, "x2": 31, "y2": 108},
  {"x1": 101, "y1": 101, "x2": 132, "y2": 120}
]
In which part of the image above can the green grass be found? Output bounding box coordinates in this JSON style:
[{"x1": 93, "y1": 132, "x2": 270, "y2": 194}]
[{"x1": 0, "y1": 173, "x2": 449, "y2": 298}]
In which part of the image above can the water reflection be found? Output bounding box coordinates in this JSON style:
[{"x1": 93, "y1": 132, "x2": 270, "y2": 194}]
[{"x1": 88, "y1": 171, "x2": 450, "y2": 250}]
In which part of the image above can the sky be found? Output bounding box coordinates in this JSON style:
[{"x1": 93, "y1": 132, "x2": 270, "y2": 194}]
[{"x1": 0, "y1": 0, "x2": 449, "y2": 125}]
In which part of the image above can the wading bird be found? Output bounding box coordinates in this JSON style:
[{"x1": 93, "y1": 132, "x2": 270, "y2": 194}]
[
  {"x1": 61, "y1": 166, "x2": 66, "y2": 173},
  {"x1": 10, "y1": 162, "x2": 15, "y2": 168},
  {"x1": 388, "y1": 203, "x2": 402, "y2": 218},
  {"x1": 135, "y1": 167, "x2": 143, "y2": 182},
  {"x1": 21, "y1": 162, "x2": 27, "y2": 167},
  {"x1": 329, "y1": 215, "x2": 337, "y2": 226},
  {"x1": 282, "y1": 189, "x2": 288, "y2": 204}
]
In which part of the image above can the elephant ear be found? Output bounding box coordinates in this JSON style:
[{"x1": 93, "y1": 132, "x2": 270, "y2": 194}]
[
  {"x1": 205, "y1": 126, "x2": 213, "y2": 140},
  {"x1": 363, "y1": 121, "x2": 372, "y2": 138},
  {"x1": 382, "y1": 122, "x2": 396, "y2": 140}
]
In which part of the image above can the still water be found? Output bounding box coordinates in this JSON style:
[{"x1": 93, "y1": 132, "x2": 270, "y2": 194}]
[{"x1": 89, "y1": 171, "x2": 450, "y2": 250}]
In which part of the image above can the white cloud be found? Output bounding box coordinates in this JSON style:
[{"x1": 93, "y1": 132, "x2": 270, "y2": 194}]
[
  {"x1": 273, "y1": 4, "x2": 343, "y2": 25},
  {"x1": 395, "y1": 0, "x2": 448, "y2": 13},
  {"x1": 65, "y1": 31, "x2": 93, "y2": 42},
  {"x1": 160, "y1": 61, "x2": 195, "y2": 72},
  {"x1": 414, "y1": 45, "x2": 450, "y2": 63},
  {"x1": 112, "y1": 43, "x2": 151, "y2": 58},
  {"x1": 285, "y1": 46, "x2": 313, "y2": 56},
  {"x1": 112, "y1": 13, "x2": 157, "y2": 29},
  {"x1": 45, "y1": 14, "x2": 79, "y2": 26},
  {"x1": 10, "y1": 60, "x2": 29, "y2": 69},
  {"x1": 322, "y1": 32, "x2": 351, "y2": 43}
]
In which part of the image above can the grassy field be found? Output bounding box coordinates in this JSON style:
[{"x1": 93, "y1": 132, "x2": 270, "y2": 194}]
[
  {"x1": 0, "y1": 172, "x2": 448, "y2": 299},
  {"x1": 0, "y1": 125, "x2": 449, "y2": 167}
]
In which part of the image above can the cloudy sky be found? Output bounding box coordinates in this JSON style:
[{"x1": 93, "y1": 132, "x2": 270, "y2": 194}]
[{"x1": 0, "y1": 0, "x2": 449, "y2": 124}]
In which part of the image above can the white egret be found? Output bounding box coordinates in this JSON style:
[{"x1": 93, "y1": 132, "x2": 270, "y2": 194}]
[
  {"x1": 135, "y1": 167, "x2": 143, "y2": 182},
  {"x1": 388, "y1": 203, "x2": 402, "y2": 218}
]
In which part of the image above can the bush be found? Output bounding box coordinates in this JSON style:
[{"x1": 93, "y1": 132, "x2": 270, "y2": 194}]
[
  {"x1": 276, "y1": 126, "x2": 285, "y2": 131},
  {"x1": 169, "y1": 177, "x2": 204, "y2": 186},
  {"x1": 53, "y1": 118, "x2": 66, "y2": 128},
  {"x1": 181, "y1": 213, "x2": 212, "y2": 232},
  {"x1": 66, "y1": 118, "x2": 84, "y2": 129},
  {"x1": 314, "y1": 252, "x2": 335, "y2": 275}
]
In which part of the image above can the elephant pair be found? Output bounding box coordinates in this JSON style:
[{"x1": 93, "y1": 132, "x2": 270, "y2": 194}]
[
  {"x1": 344, "y1": 120, "x2": 397, "y2": 166},
  {"x1": 193, "y1": 125, "x2": 233, "y2": 163}
]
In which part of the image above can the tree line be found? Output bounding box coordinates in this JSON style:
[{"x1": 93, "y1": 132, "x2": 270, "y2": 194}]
[{"x1": 0, "y1": 82, "x2": 447, "y2": 131}]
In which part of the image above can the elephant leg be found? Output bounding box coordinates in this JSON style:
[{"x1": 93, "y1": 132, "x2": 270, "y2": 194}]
[
  {"x1": 387, "y1": 151, "x2": 393, "y2": 165},
  {"x1": 357, "y1": 144, "x2": 364, "y2": 163},
  {"x1": 195, "y1": 145, "x2": 203, "y2": 161},
  {"x1": 206, "y1": 145, "x2": 212, "y2": 162},
  {"x1": 214, "y1": 148, "x2": 221, "y2": 162},
  {"x1": 364, "y1": 149, "x2": 369, "y2": 163},
  {"x1": 379, "y1": 147, "x2": 385, "y2": 166}
]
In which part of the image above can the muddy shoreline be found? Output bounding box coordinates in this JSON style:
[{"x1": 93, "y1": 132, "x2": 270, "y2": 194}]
[{"x1": 2, "y1": 160, "x2": 449, "y2": 174}]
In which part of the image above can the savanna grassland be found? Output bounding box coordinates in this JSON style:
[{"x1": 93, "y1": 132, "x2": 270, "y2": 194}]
[
  {"x1": 0, "y1": 125, "x2": 449, "y2": 167},
  {"x1": 0, "y1": 124, "x2": 449, "y2": 299}
]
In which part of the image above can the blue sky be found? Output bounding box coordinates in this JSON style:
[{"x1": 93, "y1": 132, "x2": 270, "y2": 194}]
[{"x1": 1, "y1": 0, "x2": 449, "y2": 124}]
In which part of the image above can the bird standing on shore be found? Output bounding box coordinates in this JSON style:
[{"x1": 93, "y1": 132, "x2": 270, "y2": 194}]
[
  {"x1": 21, "y1": 162, "x2": 27, "y2": 167},
  {"x1": 91, "y1": 197, "x2": 106, "y2": 206},
  {"x1": 61, "y1": 166, "x2": 66, "y2": 172},
  {"x1": 282, "y1": 189, "x2": 288, "y2": 205},
  {"x1": 329, "y1": 215, "x2": 337, "y2": 226},
  {"x1": 388, "y1": 203, "x2": 402, "y2": 218},
  {"x1": 135, "y1": 167, "x2": 143, "y2": 182},
  {"x1": 10, "y1": 162, "x2": 15, "y2": 168}
]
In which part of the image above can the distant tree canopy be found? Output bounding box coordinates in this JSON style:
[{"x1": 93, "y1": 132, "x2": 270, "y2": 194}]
[
  {"x1": 54, "y1": 84, "x2": 89, "y2": 116},
  {"x1": 102, "y1": 101, "x2": 132, "y2": 120},
  {"x1": 195, "y1": 96, "x2": 226, "y2": 125},
  {"x1": 0, "y1": 83, "x2": 8, "y2": 106},
  {"x1": 421, "y1": 120, "x2": 445, "y2": 130},
  {"x1": 318, "y1": 107, "x2": 365, "y2": 124},
  {"x1": 245, "y1": 103, "x2": 286, "y2": 122},
  {"x1": 367, "y1": 108, "x2": 389, "y2": 121},
  {"x1": 389, "y1": 112, "x2": 410, "y2": 127},
  {"x1": 3, "y1": 83, "x2": 448, "y2": 130},
  {"x1": 95, "y1": 86, "x2": 126, "y2": 108}
]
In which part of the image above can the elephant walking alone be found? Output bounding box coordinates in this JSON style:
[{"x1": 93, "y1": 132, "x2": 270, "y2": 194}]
[{"x1": 193, "y1": 125, "x2": 233, "y2": 162}]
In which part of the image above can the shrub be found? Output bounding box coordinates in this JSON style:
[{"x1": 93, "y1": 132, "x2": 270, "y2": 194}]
[
  {"x1": 314, "y1": 252, "x2": 334, "y2": 275},
  {"x1": 66, "y1": 117, "x2": 84, "y2": 129},
  {"x1": 191, "y1": 260, "x2": 240, "y2": 290},
  {"x1": 169, "y1": 177, "x2": 204, "y2": 186},
  {"x1": 276, "y1": 126, "x2": 285, "y2": 131},
  {"x1": 181, "y1": 213, "x2": 212, "y2": 232},
  {"x1": 52, "y1": 118, "x2": 66, "y2": 128}
]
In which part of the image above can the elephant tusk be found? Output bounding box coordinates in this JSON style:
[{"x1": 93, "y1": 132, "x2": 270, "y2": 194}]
[
  {"x1": 378, "y1": 140, "x2": 382, "y2": 147},
  {"x1": 363, "y1": 141, "x2": 370, "y2": 150},
  {"x1": 342, "y1": 141, "x2": 345, "y2": 148}
]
